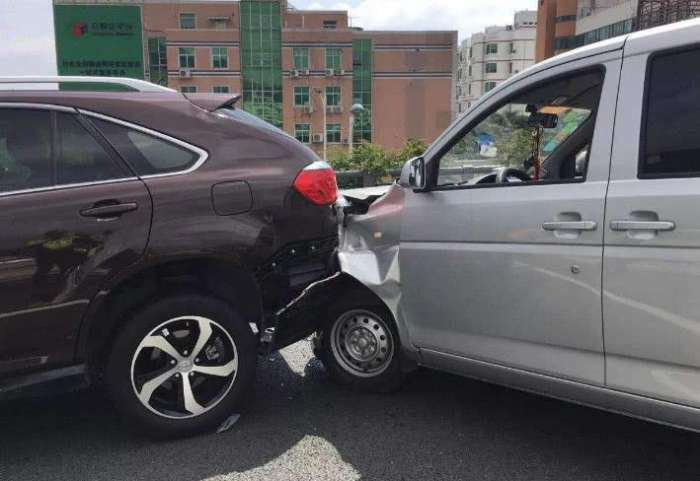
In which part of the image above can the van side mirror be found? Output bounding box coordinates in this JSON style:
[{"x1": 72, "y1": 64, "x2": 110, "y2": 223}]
[{"x1": 399, "y1": 156, "x2": 426, "y2": 190}]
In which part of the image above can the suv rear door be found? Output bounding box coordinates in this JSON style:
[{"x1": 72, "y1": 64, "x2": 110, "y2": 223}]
[
  {"x1": 604, "y1": 26, "x2": 700, "y2": 407},
  {"x1": 0, "y1": 105, "x2": 152, "y2": 376}
]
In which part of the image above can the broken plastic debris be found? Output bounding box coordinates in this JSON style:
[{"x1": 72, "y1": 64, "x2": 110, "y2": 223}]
[{"x1": 216, "y1": 413, "x2": 240, "y2": 433}]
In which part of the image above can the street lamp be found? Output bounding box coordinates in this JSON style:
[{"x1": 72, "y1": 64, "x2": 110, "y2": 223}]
[{"x1": 348, "y1": 103, "x2": 365, "y2": 156}]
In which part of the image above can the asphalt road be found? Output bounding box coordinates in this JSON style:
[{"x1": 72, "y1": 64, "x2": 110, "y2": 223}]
[{"x1": 2, "y1": 341, "x2": 700, "y2": 481}]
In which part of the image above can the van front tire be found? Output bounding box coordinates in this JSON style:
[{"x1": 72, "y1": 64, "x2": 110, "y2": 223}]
[{"x1": 315, "y1": 301, "x2": 404, "y2": 393}]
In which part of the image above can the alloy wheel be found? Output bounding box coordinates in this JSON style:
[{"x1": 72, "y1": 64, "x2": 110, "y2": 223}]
[{"x1": 130, "y1": 316, "x2": 238, "y2": 419}]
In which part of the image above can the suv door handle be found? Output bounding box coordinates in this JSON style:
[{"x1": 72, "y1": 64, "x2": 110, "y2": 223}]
[
  {"x1": 80, "y1": 202, "x2": 138, "y2": 219},
  {"x1": 542, "y1": 221, "x2": 598, "y2": 231},
  {"x1": 610, "y1": 220, "x2": 676, "y2": 232}
]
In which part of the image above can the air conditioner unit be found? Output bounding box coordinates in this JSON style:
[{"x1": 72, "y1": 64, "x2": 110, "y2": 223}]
[
  {"x1": 312, "y1": 133, "x2": 324, "y2": 144},
  {"x1": 291, "y1": 69, "x2": 300, "y2": 78},
  {"x1": 327, "y1": 105, "x2": 342, "y2": 114},
  {"x1": 303, "y1": 69, "x2": 311, "y2": 76},
  {"x1": 337, "y1": 69, "x2": 346, "y2": 76},
  {"x1": 303, "y1": 105, "x2": 314, "y2": 114},
  {"x1": 179, "y1": 68, "x2": 193, "y2": 78},
  {"x1": 325, "y1": 68, "x2": 335, "y2": 77}
]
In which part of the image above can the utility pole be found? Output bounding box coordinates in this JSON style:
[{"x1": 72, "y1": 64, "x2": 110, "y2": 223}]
[{"x1": 314, "y1": 88, "x2": 327, "y2": 161}]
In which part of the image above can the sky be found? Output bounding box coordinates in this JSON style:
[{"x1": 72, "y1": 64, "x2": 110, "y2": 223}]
[{"x1": 0, "y1": 0, "x2": 536, "y2": 76}]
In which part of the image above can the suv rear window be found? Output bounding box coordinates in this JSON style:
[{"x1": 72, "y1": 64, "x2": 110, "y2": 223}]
[
  {"x1": 641, "y1": 47, "x2": 700, "y2": 177},
  {"x1": 0, "y1": 109, "x2": 52, "y2": 193},
  {"x1": 91, "y1": 119, "x2": 200, "y2": 176},
  {"x1": 56, "y1": 113, "x2": 128, "y2": 185}
]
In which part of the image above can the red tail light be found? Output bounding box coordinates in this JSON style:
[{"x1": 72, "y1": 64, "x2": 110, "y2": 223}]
[{"x1": 293, "y1": 161, "x2": 338, "y2": 206}]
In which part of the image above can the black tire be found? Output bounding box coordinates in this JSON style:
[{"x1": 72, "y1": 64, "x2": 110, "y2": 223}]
[
  {"x1": 314, "y1": 299, "x2": 404, "y2": 393},
  {"x1": 105, "y1": 294, "x2": 257, "y2": 439}
]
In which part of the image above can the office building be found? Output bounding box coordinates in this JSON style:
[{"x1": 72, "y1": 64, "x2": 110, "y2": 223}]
[
  {"x1": 536, "y1": 0, "x2": 700, "y2": 61},
  {"x1": 53, "y1": 0, "x2": 457, "y2": 152}
]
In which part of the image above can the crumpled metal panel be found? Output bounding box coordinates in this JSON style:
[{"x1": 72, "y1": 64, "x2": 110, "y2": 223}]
[{"x1": 337, "y1": 184, "x2": 417, "y2": 356}]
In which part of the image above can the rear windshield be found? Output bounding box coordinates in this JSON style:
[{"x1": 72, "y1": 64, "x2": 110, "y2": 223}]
[{"x1": 216, "y1": 107, "x2": 289, "y2": 136}]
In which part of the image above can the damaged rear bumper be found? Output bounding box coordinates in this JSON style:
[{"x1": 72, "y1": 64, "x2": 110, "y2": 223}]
[{"x1": 260, "y1": 185, "x2": 413, "y2": 357}]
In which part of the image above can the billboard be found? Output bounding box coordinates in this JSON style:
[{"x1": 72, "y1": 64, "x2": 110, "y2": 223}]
[{"x1": 54, "y1": 5, "x2": 144, "y2": 79}]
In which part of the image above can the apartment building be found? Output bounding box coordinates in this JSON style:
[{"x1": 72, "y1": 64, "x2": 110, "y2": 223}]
[
  {"x1": 456, "y1": 11, "x2": 537, "y2": 112},
  {"x1": 53, "y1": 0, "x2": 457, "y2": 153},
  {"x1": 537, "y1": 0, "x2": 700, "y2": 61}
]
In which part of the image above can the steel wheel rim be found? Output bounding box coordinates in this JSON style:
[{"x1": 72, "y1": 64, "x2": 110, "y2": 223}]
[
  {"x1": 130, "y1": 316, "x2": 238, "y2": 419},
  {"x1": 330, "y1": 309, "x2": 395, "y2": 378}
]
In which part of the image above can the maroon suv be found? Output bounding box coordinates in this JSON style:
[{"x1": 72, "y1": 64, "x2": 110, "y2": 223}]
[{"x1": 0, "y1": 77, "x2": 338, "y2": 437}]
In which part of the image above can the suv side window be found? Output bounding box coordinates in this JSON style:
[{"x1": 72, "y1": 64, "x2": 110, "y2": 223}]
[
  {"x1": 56, "y1": 113, "x2": 129, "y2": 185},
  {"x1": 436, "y1": 69, "x2": 603, "y2": 188},
  {"x1": 0, "y1": 109, "x2": 52, "y2": 193},
  {"x1": 91, "y1": 119, "x2": 200, "y2": 176},
  {"x1": 641, "y1": 47, "x2": 700, "y2": 177}
]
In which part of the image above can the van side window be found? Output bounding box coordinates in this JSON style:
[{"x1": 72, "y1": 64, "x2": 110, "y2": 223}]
[
  {"x1": 436, "y1": 70, "x2": 603, "y2": 188},
  {"x1": 0, "y1": 109, "x2": 53, "y2": 193},
  {"x1": 56, "y1": 113, "x2": 129, "y2": 185},
  {"x1": 641, "y1": 47, "x2": 700, "y2": 177},
  {"x1": 91, "y1": 119, "x2": 199, "y2": 176}
]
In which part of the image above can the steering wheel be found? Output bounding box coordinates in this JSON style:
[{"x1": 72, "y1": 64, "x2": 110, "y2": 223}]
[{"x1": 495, "y1": 167, "x2": 531, "y2": 184}]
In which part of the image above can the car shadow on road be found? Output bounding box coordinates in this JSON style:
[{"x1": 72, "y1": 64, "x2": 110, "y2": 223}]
[{"x1": 1, "y1": 342, "x2": 700, "y2": 481}]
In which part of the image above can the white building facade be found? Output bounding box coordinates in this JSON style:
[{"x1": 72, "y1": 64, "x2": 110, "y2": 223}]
[{"x1": 456, "y1": 10, "x2": 537, "y2": 114}]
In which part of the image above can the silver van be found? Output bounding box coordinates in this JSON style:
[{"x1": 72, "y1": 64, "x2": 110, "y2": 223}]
[{"x1": 300, "y1": 19, "x2": 700, "y2": 432}]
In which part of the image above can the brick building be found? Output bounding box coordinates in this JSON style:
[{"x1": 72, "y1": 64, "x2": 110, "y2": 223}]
[{"x1": 53, "y1": 0, "x2": 458, "y2": 153}]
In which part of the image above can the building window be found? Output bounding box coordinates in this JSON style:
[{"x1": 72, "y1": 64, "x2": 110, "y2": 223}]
[
  {"x1": 510, "y1": 42, "x2": 516, "y2": 53},
  {"x1": 323, "y1": 20, "x2": 337, "y2": 29},
  {"x1": 212, "y1": 47, "x2": 228, "y2": 69},
  {"x1": 294, "y1": 86, "x2": 310, "y2": 106},
  {"x1": 485, "y1": 63, "x2": 497, "y2": 74},
  {"x1": 554, "y1": 35, "x2": 583, "y2": 50},
  {"x1": 486, "y1": 43, "x2": 498, "y2": 55},
  {"x1": 352, "y1": 38, "x2": 372, "y2": 143},
  {"x1": 509, "y1": 62, "x2": 513, "y2": 74},
  {"x1": 180, "y1": 13, "x2": 195, "y2": 29},
  {"x1": 148, "y1": 37, "x2": 168, "y2": 86},
  {"x1": 179, "y1": 47, "x2": 195, "y2": 69},
  {"x1": 326, "y1": 86, "x2": 341, "y2": 107},
  {"x1": 295, "y1": 123, "x2": 311, "y2": 143},
  {"x1": 484, "y1": 81, "x2": 496, "y2": 92},
  {"x1": 468, "y1": 83, "x2": 472, "y2": 95},
  {"x1": 240, "y1": 0, "x2": 284, "y2": 128},
  {"x1": 468, "y1": 65, "x2": 472, "y2": 76},
  {"x1": 457, "y1": 69, "x2": 462, "y2": 81},
  {"x1": 213, "y1": 86, "x2": 230, "y2": 93},
  {"x1": 556, "y1": 15, "x2": 577, "y2": 23},
  {"x1": 293, "y1": 47, "x2": 309, "y2": 70},
  {"x1": 327, "y1": 123, "x2": 341, "y2": 143},
  {"x1": 181, "y1": 86, "x2": 197, "y2": 93},
  {"x1": 469, "y1": 47, "x2": 473, "y2": 58},
  {"x1": 578, "y1": 18, "x2": 634, "y2": 46},
  {"x1": 326, "y1": 48, "x2": 342, "y2": 70}
]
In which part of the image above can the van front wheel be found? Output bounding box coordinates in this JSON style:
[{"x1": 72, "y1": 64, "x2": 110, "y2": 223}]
[{"x1": 315, "y1": 302, "x2": 404, "y2": 393}]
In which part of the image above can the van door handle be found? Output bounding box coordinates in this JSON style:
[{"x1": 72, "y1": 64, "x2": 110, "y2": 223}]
[
  {"x1": 542, "y1": 221, "x2": 598, "y2": 231},
  {"x1": 80, "y1": 202, "x2": 138, "y2": 219},
  {"x1": 610, "y1": 220, "x2": 675, "y2": 232}
]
